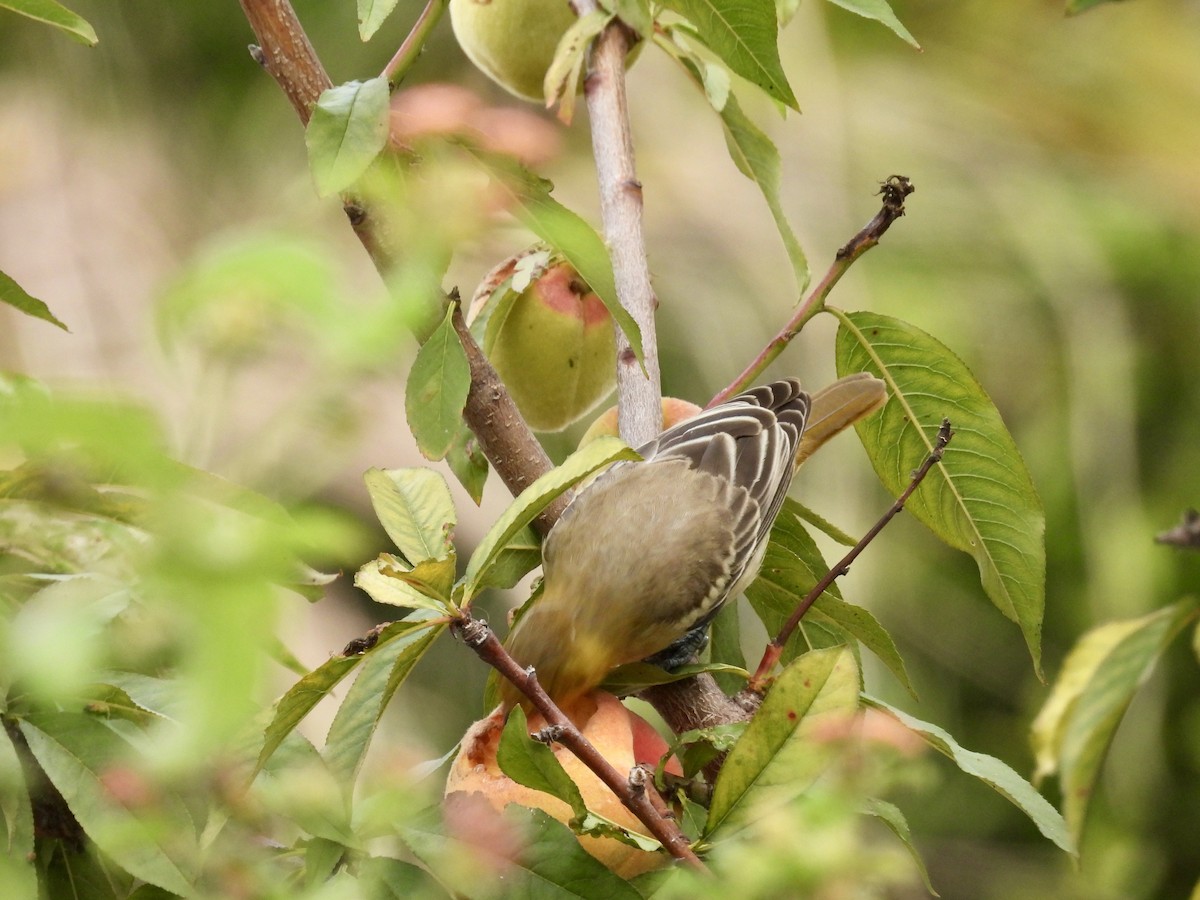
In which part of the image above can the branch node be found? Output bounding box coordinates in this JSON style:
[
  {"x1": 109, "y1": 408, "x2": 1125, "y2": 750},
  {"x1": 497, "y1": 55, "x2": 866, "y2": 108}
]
[
  {"x1": 248, "y1": 44, "x2": 267, "y2": 67},
  {"x1": 533, "y1": 725, "x2": 565, "y2": 744}
]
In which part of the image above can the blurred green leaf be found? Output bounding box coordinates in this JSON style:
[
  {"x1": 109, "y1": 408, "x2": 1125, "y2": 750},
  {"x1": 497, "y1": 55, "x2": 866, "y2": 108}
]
[
  {"x1": 604, "y1": 0, "x2": 653, "y2": 36},
  {"x1": 363, "y1": 467, "x2": 456, "y2": 567},
  {"x1": 358, "y1": 854, "x2": 436, "y2": 896},
  {"x1": 358, "y1": 0, "x2": 401, "y2": 40},
  {"x1": 461, "y1": 437, "x2": 639, "y2": 602},
  {"x1": 497, "y1": 706, "x2": 587, "y2": 819},
  {"x1": 863, "y1": 798, "x2": 937, "y2": 896},
  {"x1": 445, "y1": 425, "x2": 489, "y2": 505},
  {"x1": 1066, "y1": 0, "x2": 1127, "y2": 14},
  {"x1": 1037, "y1": 600, "x2": 1198, "y2": 846},
  {"x1": 0, "y1": 724, "x2": 35, "y2": 893},
  {"x1": 356, "y1": 553, "x2": 455, "y2": 612},
  {"x1": 256, "y1": 655, "x2": 365, "y2": 775},
  {"x1": 835, "y1": 310, "x2": 1047, "y2": 678},
  {"x1": 36, "y1": 840, "x2": 129, "y2": 899},
  {"x1": 0, "y1": 269, "x2": 69, "y2": 330},
  {"x1": 821, "y1": 0, "x2": 919, "y2": 48},
  {"x1": 659, "y1": 0, "x2": 798, "y2": 109},
  {"x1": 95, "y1": 672, "x2": 184, "y2": 722},
  {"x1": 19, "y1": 712, "x2": 196, "y2": 895},
  {"x1": 864, "y1": 696, "x2": 1075, "y2": 856},
  {"x1": 0, "y1": 0, "x2": 97, "y2": 45},
  {"x1": 322, "y1": 612, "x2": 445, "y2": 789},
  {"x1": 746, "y1": 501, "x2": 913, "y2": 694},
  {"x1": 306, "y1": 77, "x2": 391, "y2": 197},
  {"x1": 469, "y1": 153, "x2": 644, "y2": 369},
  {"x1": 706, "y1": 646, "x2": 859, "y2": 838},
  {"x1": 406, "y1": 304, "x2": 471, "y2": 462}
]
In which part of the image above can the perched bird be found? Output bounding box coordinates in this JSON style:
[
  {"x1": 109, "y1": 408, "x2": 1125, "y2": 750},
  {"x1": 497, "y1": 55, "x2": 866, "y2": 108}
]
[{"x1": 500, "y1": 378, "x2": 812, "y2": 714}]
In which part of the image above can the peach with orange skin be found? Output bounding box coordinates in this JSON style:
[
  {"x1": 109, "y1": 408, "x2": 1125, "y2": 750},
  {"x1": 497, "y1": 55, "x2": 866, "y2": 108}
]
[
  {"x1": 580, "y1": 397, "x2": 703, "y2": 446},
  {"x1": 473, "y1": 258, "x2": 617, "y2": 432},
  {"x1": 445, "y1": 691, "x2": 681, "y2": 877}
]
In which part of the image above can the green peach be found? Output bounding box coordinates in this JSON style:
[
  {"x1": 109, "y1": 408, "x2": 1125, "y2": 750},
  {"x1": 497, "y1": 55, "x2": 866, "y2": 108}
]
[
  {"x1": 449, "y1": 0, "x2": 580, "y2": 102},
  {"x1": 472, "y1": 256, "x2": 616, "y2": 432}
]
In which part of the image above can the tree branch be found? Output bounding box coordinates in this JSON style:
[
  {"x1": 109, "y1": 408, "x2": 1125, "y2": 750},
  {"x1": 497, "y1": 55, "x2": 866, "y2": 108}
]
[
  {"x1": 238, "y1": 0, "x2": 558, "y2": 534},
  {"x1": 451, "y1": 614, "x2": 707, "y2": 871},
  {"x1": 711, "y1": 175, "x2": 915, "y2": 406},
  {"x1": 381, "y1": 0, "x2": 448, "y2": 88},
  {"x1": 748, "y1": 418, "x2": 954, "y2": 691}
]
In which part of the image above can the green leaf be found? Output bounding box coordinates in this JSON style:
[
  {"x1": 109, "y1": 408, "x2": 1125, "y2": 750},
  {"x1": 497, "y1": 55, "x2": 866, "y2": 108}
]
[
  {"x1": 709, "y1": 599, "x2": 748, "y2": 694},
  {"x1": 305, "y1": 77, "x2": 391, "y2": 197},
  {"x1": 256, "y1": 654, "x2": 365, "y2": 775},
  {"x1": 445, "y1": 424, "x2": 489, "y2": 505},
  {"x1": 821, "y1": 0, "x2": 919, "y2": 48},
  {"x1": 746, "y1": 501, "x2": 914, "y2": 694},
  {"x1": 497, "y1": 706, "x2": 588, "y2": 819},
  {"x1": 358, "y1": 855, "x2": 435, "y2": 897},
  {"x1": 1065, "y1": 0, "x2": 1127, "y2": 14},
  {"x1": 659, "y1": 0, "x2": 798, "y2": 109},
  {"x1": 358, "y1": 0, "x2": 401, "y2": 40},
  {"x1": 0, "y1": 723, "x2": 36, "y2": 896},
  {"x1": 363, "y1": 467, "x2": 456, "y2": 567},
  {"x1": 0, "y1": 269, "x2": 69, "y2": 330},
  {"x1": 863, "y1": 798, "x2": 937, "y2": 896},
  {"x1": 603, "y1": 0, "x2": 653, "y2": 37},
  {"x1": 706, "y1": 647, "x2": 859, "y2": 838},
  {"x1": 787, "y1": 500, "x2": 857, "y2": 546},
  {"x1": 1038, "y1": 600, "x2": 1198, "y2": 846},
  {"x1": 402, "y1": 804, "x2": 644, "y2": 898},
  {"x1": 406, "y1": 303, "x2": 472, "y2": 461},
  {"x1": 863, "y1": 696, "x2": 1075, "y2": 856},
  {"x1": 469, "y1": 153, "x2": 644, "y2": 368},
  {"x1": 0, "y1": 0, "x2": 97, "y2": 45},
  {"x1": 36, "y1": 840, "x2": 130, "y2": 900},
  {"x1": 479, "y1": 525, "x2": 542, "y2": 592},
  {"x1": 322, "y1": 615, "x2": 445, "y2": 789},
  {"x1": 19, "y1": 713, "x2": 196, "y2": 895},
  {"x1": 834, "y1": 310, "x2": 1047, "y2": 678},
  {"x1": 355, "y1": 553, "x2": 455, "y2": 612},
  {"x1": 461, "y1": 436, "x2": 639, "y2": 602},
  {"x1": 544, "y1": 10, "x2": 612, "y2": 118}
]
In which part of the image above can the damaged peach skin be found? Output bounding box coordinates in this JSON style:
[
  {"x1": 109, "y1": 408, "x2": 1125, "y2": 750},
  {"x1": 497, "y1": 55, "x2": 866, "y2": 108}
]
[{"x1": 445, "y1": 690, "x2": 684, "y2": 878}]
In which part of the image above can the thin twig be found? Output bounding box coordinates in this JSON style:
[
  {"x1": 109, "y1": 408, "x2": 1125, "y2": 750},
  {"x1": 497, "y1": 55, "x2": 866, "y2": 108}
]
[
  {"x1": 451, "y1": 615, "x2": 708, "y2": 872},
  {"x1": 238, "y1": 0, "x2": 559, "y2": 535},
  {"x1": 710, "y1": 176, "x2": 915, "y2": 407},
  {"x1": 381, "y1": 0, "x2": 448, "y2": 88},
  {"x1": 749, "y1": 417, "x2": 953, "y2": 691}
]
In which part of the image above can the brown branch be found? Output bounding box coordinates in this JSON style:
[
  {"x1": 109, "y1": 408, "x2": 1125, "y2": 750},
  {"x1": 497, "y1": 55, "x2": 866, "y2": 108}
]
[
  {"x1": 748, "y1": 418, "x2": 953, "y2": 691},
  {"x1": 238, "y1": 0, "x2": 558, "y2": 535},
  {"x1": 451, "y1": 615, "x2": 707, "y2": 872},
  {"x1": 710, "y1": 176, "x2": 915, "y2": 407}
]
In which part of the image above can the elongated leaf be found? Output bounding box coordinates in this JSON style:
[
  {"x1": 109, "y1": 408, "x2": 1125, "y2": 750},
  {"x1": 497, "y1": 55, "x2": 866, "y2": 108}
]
[
  {"x1": 659, "y1": 0, "x2": 797, "y2": 109},
  {"x1": 36, "y1": 841, "x2": 129, "y2": 899},
  {"x1": 461, "y1": 436, "x2": 639, "y2": 601},
  {"x1": 363, "y1": 467, "x2": 456, "y2": 567},
  {"x1": 305, "y1": 77, "x2": 390, "y2": 196},
  {"x1": 356, "y1": 553, "x2": 455, "y2": 612},
  {"x1": 1052, "y1": 600, "x2": 1197, "y2": 844},
  {"x1": 835, "y1": 310, "x2": 1046, "y2": 677},
  {"x1": 0, "y1": 0, "x2": 97, "y2": 44},
  {"x1": 445, "y1": 424, "x2": 489, "y2": 505},
  {"x1": 323, "y1": 614, "x2": 445, "y2": 788},
  {"x1": 0, "y1": 269, "x2": 69, "y2": 330},
  {"x1": 256, "y1": 654, "x2": 365, "y2": 774},
  {"x1": 358, "y1": 0, "x2": 401, "y2": 40},
  {"x1": 469, "y1": 153, "x2": 644, "y2": 367},
  {"x1": 1066, "y1": 0, "x2": 1125, "y2": 14},
  {"x1": 358, "y1": 855, "x2": 434, "y2": 896},
  {"x1": 747, "y1": 501, "x2": 913, "y2": 694},
  {"x1": 480, "y1": 525, "x2": 542, "y2": 591},
  {"x1": 497, "y1": 706, "x2": 587, "y2": 819},
  {"x1": 402, "y1": 804, "x2": 643, "y2": 898},
  {"x1": 406, "y1": 304, "x2": 472, "y2": 461},
  {"x1": 19, "y1": 713, "x2": 196, "y2": 895},
  {"x1": 864, "y1": 696, "x2": 1074, "y2": 855},
  {"x1": 863, "y1": 798, "x2": 936, "y2": 896},
  {"x1": 821, "y1": 0, "x2": 919, "y2": 48},
  {"x1": 0, "y1": 724, "x2": 35, "y2": 895},
  {"x1": 706, "y1": 647, "x2": 859, "y2": 838}
]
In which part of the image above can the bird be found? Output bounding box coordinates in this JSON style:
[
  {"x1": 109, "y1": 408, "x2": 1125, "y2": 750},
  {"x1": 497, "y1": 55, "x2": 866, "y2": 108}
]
[{"x1": 499, "y1": 378, "x2": 812, "y2": 715}]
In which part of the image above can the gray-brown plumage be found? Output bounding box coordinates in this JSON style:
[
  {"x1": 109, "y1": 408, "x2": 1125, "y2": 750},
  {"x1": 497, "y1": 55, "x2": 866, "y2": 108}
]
[{"x1": 500, "y1": 379, "x2": 811, "y2": 713}]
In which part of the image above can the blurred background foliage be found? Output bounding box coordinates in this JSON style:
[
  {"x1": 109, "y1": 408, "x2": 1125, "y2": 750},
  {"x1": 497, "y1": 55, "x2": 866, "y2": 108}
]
[{"x1": 3, "y1": 0, "x2": 1200, "y2": 897}]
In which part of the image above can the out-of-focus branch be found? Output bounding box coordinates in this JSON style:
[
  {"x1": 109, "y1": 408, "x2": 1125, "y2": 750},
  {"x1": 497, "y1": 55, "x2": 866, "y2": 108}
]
[{"x1": 238, "y1": 0, "x2": 558, "y2": 533}]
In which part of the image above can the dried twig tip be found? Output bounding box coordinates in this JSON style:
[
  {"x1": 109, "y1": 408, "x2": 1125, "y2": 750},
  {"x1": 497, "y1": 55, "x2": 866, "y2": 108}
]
[{"x1": 878, "y1": 174, "x2": 915, "y2": 211}]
